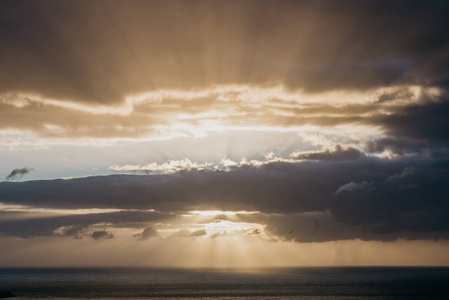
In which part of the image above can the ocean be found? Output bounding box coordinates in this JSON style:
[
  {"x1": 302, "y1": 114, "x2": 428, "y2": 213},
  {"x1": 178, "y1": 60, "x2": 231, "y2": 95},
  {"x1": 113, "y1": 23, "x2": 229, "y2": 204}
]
[{"x1": 0, "y1": 267, "x2": 448, "y2": 299}]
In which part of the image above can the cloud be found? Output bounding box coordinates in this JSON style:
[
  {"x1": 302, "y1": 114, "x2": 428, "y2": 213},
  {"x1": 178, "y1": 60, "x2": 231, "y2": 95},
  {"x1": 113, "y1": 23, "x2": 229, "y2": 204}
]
[
  {"x1": 169, "y1": 229, "x2": 191, "y2": 238},
  {"x1": 0, "y1": 164, "x2": 342, "y2": 212},
  {"x1": 240, "y1": 210, "x2": 449, "y2": 243},
  {"x1": 334, "y1": 181, "x2": 375, "y2": 195},
  {"x1": 0, "y1": 83, "x2": 445, "y2": 147},
  {"x1": 0, "y1": 0, "x2": 448, "y2": 145},
  {"x1": 293, "y1": 145, "x2": 365, "y2": 161},
  {"x1": 111, "y1": 158, "x2": 218, "y2": 174},
  {"x1": 0, "y1": 210, "x2": 171, "y2": 238},
  {"x1": 5, "y1": 168, "x2": 34, "y2": 180},
  {"x1": 210, "y1": 231, "x2": 227, "y2": 239},
  {"x1": 1, "y1": 0, "x2": 449, "y2": 104},
  {"x1": 0, "y1": 85, "x2": 392, "y2": 141},
  {"x1": 133, "y1": 227, "x2": 158, "y2": 240},
  {"x1": 388, "y1": 167, "x2": 416, "y2": 181},
  {"x1": 169, "y1": 229, "x2": 207, "y2": 238},
  {"x1": 249, "y1": 228, "x2": 261, "y2": 236},
  {"x1": 368, "y1": 100, "x2": 449, "y2": 156},
  {"x1": 243, "y1": 212, "x2": 369, "y2": 243},
  {"x1": 57, "y1": 225, "x2": 90, "y2": 239},
  {"x1": 189, "y1": 229, "x2": 207, "y2": 237},
  {"x1": 2, "y1": 155, "x2": 449, "y2": 242},
  {"x1": 90, "y1": 230, "x2": 114, "y2": 240},
  {"x1": 0, "y1": 0, "x2": 449, "y2": 255},
  {"x1": 377, "y1": 88, "x2": 415, "y2": 103}
]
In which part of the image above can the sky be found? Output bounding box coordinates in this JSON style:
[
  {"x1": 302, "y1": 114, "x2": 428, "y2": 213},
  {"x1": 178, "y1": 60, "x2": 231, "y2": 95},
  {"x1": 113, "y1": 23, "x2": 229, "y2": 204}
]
[{"x1": 1, "y1": 0, "x2": 449, "y2": 267}]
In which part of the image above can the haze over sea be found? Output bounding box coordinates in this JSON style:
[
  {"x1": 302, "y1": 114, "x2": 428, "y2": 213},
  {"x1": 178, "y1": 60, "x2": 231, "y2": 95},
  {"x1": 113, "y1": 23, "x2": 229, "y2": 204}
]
[{"x1": 1, "y1": 267, "x2": 448, "y2": 299}]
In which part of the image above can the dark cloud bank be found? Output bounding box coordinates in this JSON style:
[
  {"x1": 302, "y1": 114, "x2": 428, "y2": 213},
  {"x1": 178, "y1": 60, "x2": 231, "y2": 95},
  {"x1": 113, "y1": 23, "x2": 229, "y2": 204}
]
[
  {"x1": 1, "y1": 154, "x2": 449, "y2": 242},
  {"x1": 0, "y1": 210, "x2": 171, "y2": 239}
]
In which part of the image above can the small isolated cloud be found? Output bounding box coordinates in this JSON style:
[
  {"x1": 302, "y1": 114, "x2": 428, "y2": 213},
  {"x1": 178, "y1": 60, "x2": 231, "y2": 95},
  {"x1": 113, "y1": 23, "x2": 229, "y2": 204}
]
[
  {"x1": 56, "y1": 225, "x2": 90, "y2": 239},
  {"x1": 90, "y1": 230, "x2": 114, "y2": 240},
  {"x1": 133, "y1": 226, "x2": 158, "y2": 240},
  {"x1": 334, "y1": 181, "x2": 374, "y2": 195},
  {"x1": 388, "y1": 167, "x2": 415, "y2": 181},
  {"x1": 5, "y1": 168, "x2": 34, "y2": 180}
]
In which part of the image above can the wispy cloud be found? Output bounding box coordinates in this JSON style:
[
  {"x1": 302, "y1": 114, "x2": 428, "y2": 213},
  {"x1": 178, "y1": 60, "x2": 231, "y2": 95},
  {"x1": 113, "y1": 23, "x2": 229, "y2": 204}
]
[{"x1": 334, "y1": 181, "x2": 375, "y2": 195}]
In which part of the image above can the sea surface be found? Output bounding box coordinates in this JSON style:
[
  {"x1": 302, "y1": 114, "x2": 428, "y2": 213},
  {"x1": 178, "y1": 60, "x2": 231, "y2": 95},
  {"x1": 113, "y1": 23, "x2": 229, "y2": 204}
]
[{"x1": 1, "y1": 267, "x2": 448, "y2": 299}]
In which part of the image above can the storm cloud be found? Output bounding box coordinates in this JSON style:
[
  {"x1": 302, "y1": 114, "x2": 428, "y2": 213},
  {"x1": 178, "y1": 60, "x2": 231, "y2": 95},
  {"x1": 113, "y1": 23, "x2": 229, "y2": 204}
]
[{"x1": 1, "y1": 156, "x2": 449, "y2": 242}]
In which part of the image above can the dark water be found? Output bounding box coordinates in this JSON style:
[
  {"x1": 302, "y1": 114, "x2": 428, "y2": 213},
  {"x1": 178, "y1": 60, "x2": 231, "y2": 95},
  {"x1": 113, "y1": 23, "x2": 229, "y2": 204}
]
[{"x1": 1, "y1": 267, "x2": 448, "y2": 299}]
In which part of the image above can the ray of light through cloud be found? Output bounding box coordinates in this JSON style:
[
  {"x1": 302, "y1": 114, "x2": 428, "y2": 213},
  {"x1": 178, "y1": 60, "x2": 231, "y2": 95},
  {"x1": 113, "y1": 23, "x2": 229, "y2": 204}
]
[{"x1": 1, "y1": 0, "x2": 449, "y2": 269}]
